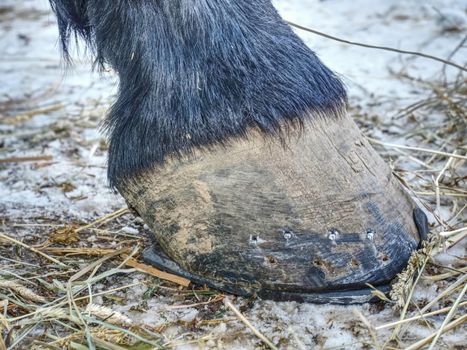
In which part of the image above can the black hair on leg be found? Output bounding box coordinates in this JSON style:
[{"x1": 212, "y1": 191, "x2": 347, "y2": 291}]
[{"x1": 49, "y1": 0, "x2": 348, "y2": 188}]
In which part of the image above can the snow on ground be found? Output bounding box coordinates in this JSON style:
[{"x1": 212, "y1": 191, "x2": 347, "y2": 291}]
[{"x1": 1, "y1": 0, "x2": 465, "y2": 349}]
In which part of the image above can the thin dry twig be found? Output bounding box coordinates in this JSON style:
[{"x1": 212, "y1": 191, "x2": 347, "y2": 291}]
[
  {"x1": 1, "y1": 103, "x2": 64, "y2": 125},
  {"x1": 405, "y1": 314, "x2": 467, "y2": 350},
  {"x1": 439, "y1": 227, "x2": 467, "y2": 238},
  {"x1": 367, "y1": 138, "x2": 467, "y2": 160},
  {"x1": 375, "y1": 301, "x2": 467, "y2": 330},
  {"x1": 123, "y1": 257, "x2": 191, "y2": 287},
  {"x1": 353, "y1": 309, "x2": 381, "y2": 350},
  {"x1": 167, "y1": 294, "x2": 225, "y2": 309},
  {"x1": 427, "y1": 283, "x2": 467, "y2": 350},
  {"x1": 224, "y1": 299, "x2": 278, "y2": 350},
  {"x1": 0, "y1": 232, "x2": 66, "y2": 267},
  {"x1": 425, "y1": 266, "x2": 467, "y2": 281},
  {"x1": 434, "y1": 153, "x2": 456, "y2": 216},
  {"x1": 75, "y1": 208, "x2": 130, "y2": 233},
  {"x1": 286, "y1": 21, "x2": 467, "y2": 72},
  {"x1": 0, "y1": 155, "x2": 53, "y2": 163},
  {"x1": 424, "y1": 274, "x2": 466, "y2": 309}
]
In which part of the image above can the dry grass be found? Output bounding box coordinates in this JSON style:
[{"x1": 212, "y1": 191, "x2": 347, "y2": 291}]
[
  {"x1": 353, "y1": 69, "x2": 466, "y2": 350},
  {"x1": 1, "y1": 203, "x2": 232, "y2": 349}
]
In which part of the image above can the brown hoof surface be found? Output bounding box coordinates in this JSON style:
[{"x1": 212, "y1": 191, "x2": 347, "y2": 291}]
[{"x1": 119, "y1": 114, "x2": 425, "y2": 303}]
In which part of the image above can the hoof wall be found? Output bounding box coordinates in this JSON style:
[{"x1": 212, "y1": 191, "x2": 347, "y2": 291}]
[
  {"x1": 123, "y1": 118, "x2": 426, "y2": 304},
  {"x1": 143, "y1": 208, "x2": 428, "y2": 305},
  {"x1": 142, "y1": 245, "x2": 391, "y2": 304}
]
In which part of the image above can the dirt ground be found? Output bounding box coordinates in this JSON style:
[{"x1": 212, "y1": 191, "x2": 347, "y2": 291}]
[{"x1": 0, "y1": 0, "x2": 466, "y2": 349}]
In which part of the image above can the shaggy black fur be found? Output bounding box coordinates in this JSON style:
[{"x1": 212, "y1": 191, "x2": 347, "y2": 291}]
[{"x1": 49, "y1": 0, "x2": 347, "y2": 187}]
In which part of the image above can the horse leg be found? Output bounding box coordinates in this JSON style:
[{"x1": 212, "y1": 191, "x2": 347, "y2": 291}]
[{"x1": 49, "y1": 0, "x2": 428, "y2": 303}]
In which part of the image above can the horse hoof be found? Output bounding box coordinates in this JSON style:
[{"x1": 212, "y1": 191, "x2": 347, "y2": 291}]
[{"x1": 118, "y1": 114, "x2": 426, "y2": 303}]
